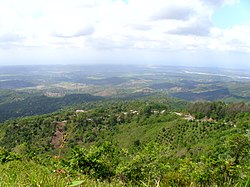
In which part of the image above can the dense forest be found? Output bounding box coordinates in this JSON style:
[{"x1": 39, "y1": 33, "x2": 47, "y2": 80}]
[
  {"x1": 0, "y1": 95, "x2": 249, "y2": 186},
  {"x1": 0, "y1": 93, "x2": 102, "y2": 123}
]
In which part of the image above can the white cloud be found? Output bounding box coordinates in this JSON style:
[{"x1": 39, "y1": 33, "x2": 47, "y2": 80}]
[
  {"x1": 151, "y1": 6, "x2": 195, "y2": 21},
  {"x1": 0, "y1": 0, "x2": 249, "y2": 65},
  {"x1": 0, "y1": 33, "x2": 24, "y2": 42},
  {"x1": 209, "y1": 25, "x2": 250, "y2": 53},
  {"x1": 53, "y1": 26, "x2": 95, "y2": 38}
]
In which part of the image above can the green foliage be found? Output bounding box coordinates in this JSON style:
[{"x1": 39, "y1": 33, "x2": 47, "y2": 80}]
[
  {"x1": 117, "y1": 142, "x2": 169, "y2": 184},
  {"x1": 0, "y1": 94, "x2": 102, "y2": 122},
  {"x1": 188, "y1": 101, "x2": 250, "y2": 120},
  {"x1": 0, "y1": 97, "x2": 249, "y2": 186},
  {"x1": 0, "y1": 160, "x2": 69, "y2": 186},
  {"x1": 162, "y1": 157, "x2": 245, "y2": 186},
  {"x1": 226, "y1": 134, "x2": 250, "y2": 165},
  {"x1": 68, "y1": 142, "x2": 120, "y2": 180},
  {"x1": 245, "y1": 176, "x2": 250, "y2": 187},
  {"x1": 68, "y1": 180, "x2": 84, "y2": 187},
  {"x1": 0, "y1": 148, "x2": 21, "y2": 163}
]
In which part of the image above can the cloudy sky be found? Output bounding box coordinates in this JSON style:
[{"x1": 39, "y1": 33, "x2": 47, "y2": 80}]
[{"x1": 0, "y1": 0, "x2": 250, "y2": 68}]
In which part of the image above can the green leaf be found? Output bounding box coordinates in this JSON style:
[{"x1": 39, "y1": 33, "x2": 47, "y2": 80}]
[
  {"x1": 245, "y1": 176, "x2": 250, "y2": 187},
  {"x1": 68, "y1": 180, "x2": 84, "y2": 187}
]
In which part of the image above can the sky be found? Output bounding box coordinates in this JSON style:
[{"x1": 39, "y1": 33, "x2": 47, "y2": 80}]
[{"x1": 0, "y1": 0, "x2": 250, "y2": 68}]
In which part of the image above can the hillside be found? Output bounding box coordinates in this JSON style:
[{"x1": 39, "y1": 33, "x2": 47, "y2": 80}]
[
  {"x1": 0, "y1": 94, "x2": 102, "y2": 123},
  {"x1": 0, "y1": 96, "x2": 249, "y2": 186}
]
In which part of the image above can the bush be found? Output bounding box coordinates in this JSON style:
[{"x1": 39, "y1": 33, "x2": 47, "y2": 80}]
[
  {"x1": 0, "y1": 148, "x2": 21, "y2": 163},
  {"x1": 68, "y1": 142, "x2": 120, "y2": 180}
]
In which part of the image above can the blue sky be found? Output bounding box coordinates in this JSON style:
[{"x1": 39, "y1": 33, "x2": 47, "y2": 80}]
[
  {"x1": 213, "y1": 0, "x2": 250, "y2": 28},
  {"x1": 0, "y1": 0, "x2": 250, "y2": 68}
]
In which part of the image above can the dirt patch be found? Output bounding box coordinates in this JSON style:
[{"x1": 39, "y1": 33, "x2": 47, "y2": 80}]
[{"x1": 51, "y1": 121, "x2": 66, "y2": 148}]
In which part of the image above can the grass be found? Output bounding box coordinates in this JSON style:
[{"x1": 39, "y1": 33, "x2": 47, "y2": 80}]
[
  {"x1": 0, "y1": 160, "x2": 127, "y2": 187},
  {"x1": 0, "y1": 160, "x2": 69, "y2": 186}
]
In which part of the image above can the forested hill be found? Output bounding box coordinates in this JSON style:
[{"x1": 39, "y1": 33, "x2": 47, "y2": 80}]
[
  {"x1": 0, "y1": 96, "x2": 249, "y2": 186},
  {"x1": 0, "y1": 94, "x2": 102, "y2": 123}
]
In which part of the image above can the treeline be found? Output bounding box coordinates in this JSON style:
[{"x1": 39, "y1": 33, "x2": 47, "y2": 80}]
[{"x1": 188, "y1": 101, "x2": 250, "y2": 120}]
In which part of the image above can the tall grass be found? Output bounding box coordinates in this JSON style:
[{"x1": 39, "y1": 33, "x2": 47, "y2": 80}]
[
  {"x1": 0, "y1": 160, "x2": 69, "y2": 186},
  {"x1": 0, "y1": 160, "x2": 127, "y2": 187}
]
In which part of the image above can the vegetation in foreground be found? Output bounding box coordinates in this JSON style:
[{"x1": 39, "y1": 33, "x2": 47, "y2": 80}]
[{"x1": 0, "y1": 96, "x2": 249, "y2": 186}]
